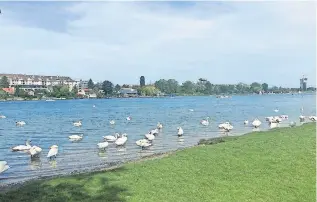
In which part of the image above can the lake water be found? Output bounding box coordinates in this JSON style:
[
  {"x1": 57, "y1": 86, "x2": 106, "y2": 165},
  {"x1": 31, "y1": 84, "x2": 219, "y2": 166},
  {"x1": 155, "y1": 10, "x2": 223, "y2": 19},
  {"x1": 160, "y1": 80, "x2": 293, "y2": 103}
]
[{"x1": 0, "y1": 94, "x2": 315, "y2": 186}]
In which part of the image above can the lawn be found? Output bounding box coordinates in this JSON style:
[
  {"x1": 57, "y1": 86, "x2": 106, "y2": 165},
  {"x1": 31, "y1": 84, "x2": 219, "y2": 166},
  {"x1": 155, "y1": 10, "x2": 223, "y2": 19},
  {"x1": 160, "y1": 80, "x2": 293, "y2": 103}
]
[{"x1": 0, "y1": 123, "x2": 315, "y2": 202}]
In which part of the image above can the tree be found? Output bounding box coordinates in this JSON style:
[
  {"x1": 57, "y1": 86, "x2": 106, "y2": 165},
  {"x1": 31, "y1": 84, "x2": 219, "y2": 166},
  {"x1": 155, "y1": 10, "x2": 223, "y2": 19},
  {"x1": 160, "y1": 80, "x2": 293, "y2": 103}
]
[
  {"x1": 140, "y1": 76, "x2": 145, "y2": 87},
  {"x1": 0, "y1": 76, "x2": 9, "y2": 88},
  {"x1": 262, "y1": 83, "x2": 269, "y2": 93},
  {"x1": 14, "y1": 85, "x2": 20, "y2": 97},
  {"x1": 250, "y1": 82, "x2": 262, "y2": 93},
  {"x1": 181, "y1": 81, "x2": 196, "y2": 94},
  {"x1": 139, "y1": 86, "x2": 160, "y2": 96},
  {"x1": 71, "y1": 86, "x2": 78, "y2": 96},
  {"x1": 0, "y1": 90, "x2": 8, "y2": 99},
  {"x1": 204, "y1": 81, "x2": 213, "y2": 94},
  {"x1": 88, "y1": 79, "x2": 94, "y2": 89},
  {"x1": 114, "y1": 84, "x2": 121, "y2": 92},
  {"x1": 102, "y1": 80, "x2": 114, "y2": 95}
]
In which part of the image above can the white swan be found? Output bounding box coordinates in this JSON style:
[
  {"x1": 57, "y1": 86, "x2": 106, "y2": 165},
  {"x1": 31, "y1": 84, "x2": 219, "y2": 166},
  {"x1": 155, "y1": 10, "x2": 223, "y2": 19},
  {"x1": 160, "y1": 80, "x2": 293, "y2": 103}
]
[
  {"x1": 16, "y1": 121, "x2": 26, "y2": 126},
  {"x1": 252, "y1": 119, "x2": 261, "y2": 128},
  {"x1": 244, "y1": 120, "x2": 249, "y2": 125},
  {"x1": 289, "y1": 122, "x2": 296, "y2": 127},
  {"x1": 97, "y1": 142, "x2": 109, "y2": 149},
  {"x1": 0, "y1": 161, "x2": 10, "y2": 174},
  {"x1": 73, "y1": 121, "x2": 82, "y2": 127},
  {"x1": 69, "y1": 134, "x2": 83, "y2": 141},
  {"x1": 265, "y1": 116, "x2": 274, "y2": 122},
  {"x1": 274, "y1": 108, "x2": 279, "y2": 113},
  {"x1": 280, "y1": 115, "x2": 288, "y2": 120},
  {"x1": 12, "y1": 140, "x2": 32, "y2": 151},
  {"x1": 219, "y1": 122, "x2": 233, "y2": 131},
  {"x1": 189, "y1": 109, "x2": 194, "y2": 112},
  {"x1": 150, "y1": 129, "x2": 159, "y2": 135},
  {"x1": 177, "y1": 127, "x2": 184, "y2": 136},
  {"x1": 309, "y1": 116, "x2": 317, "y2": 121},
  {"x1": 93, "y1": 105, "x2": 96, "y2": 108},
  {"x1": 29, "y1": 146, "x2": 42, "y2": 157},
  {"x1": 126, "y1": 117, "x2": 131, "y2": 121},
  {"x1": 47, "y1": 145, "x2": 58, "y2": 159},
  {"x1": 157, "y1": 122, "x2": 163, "y2": 129},
  {"x1": 145, "y1": 133, "x2": 155, "y2": 141},
  {"x1": 299, "y1": 115, "x2": 305, "y2": 122},
  {"x1": 200, "y1": 117, "x2": 210, "y2": 126},
  {"x1": 109, "y1": 120, "x2": 115, "y2": 125},
  {"x1": 0, "y1": 115, "x2": 6, "y2": 119},
  {"x1": 136, "y1": 139, "x2": 151, "y2": 148},
  {"x1": 103, "y1": 133, "x2": 119, "y2": 142},
  {"x1": 115, "y1": 134, "x2": 128, "y2": 146},
  {"x1": 269, "y1": 122, "x2": 279, "y2": 128}
]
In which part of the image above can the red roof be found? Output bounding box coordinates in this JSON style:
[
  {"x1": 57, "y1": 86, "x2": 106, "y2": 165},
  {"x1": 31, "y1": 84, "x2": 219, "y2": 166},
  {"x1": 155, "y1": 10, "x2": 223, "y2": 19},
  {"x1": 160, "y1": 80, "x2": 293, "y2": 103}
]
[{"x1": 2, "y1": 87, "x2": 15, "y2": 94}]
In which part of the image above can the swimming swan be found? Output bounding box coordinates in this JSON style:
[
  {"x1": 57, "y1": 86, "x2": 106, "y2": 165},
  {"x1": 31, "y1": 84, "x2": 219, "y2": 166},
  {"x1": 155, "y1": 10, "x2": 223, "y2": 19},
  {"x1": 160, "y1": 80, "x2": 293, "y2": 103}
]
[
  {"x1": 73, "y1": 121, "x2": 82, "y2": 127},
  {"x1": 12, "y1": 140, "x2": 32, "y2": 151},
  {"x1": 103, "y1": 133, "x2": 120, "y2": 142},
  {"x1": 115, "y1": 134, "x2": 128, "y2": 146},
  {"x1": 47, "y1": 145, "x2": 58, "y2": 159},
  {"x1": 177, "y1": 127, "x2": 184, "y2": 136},
  {"x1": 97, "y1": 142, "x2": 109, "y2": 149},
  {"x1": 0, "y1": 161, "x2": 10, "y2": 174},
  {"x1": 252, "y1": 119, "x2": 261, "y2": 128}
]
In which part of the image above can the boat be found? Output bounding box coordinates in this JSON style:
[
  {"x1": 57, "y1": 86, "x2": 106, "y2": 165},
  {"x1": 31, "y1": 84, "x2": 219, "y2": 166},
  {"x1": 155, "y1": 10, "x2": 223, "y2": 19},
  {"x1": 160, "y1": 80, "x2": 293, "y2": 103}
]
[{"x1": 46, "y1": 99, "x2": 55, "y2": 102}]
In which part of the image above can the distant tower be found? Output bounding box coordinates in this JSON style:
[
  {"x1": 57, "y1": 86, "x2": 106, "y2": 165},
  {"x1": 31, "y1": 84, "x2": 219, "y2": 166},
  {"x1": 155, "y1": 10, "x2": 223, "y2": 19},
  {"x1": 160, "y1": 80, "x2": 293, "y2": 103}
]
[
  {"x1": 300, "y1": 75, "x2": 308, "y2": 91},
  {"x1": 140, "y1": 76, "x2": 145, "y2": 87}
]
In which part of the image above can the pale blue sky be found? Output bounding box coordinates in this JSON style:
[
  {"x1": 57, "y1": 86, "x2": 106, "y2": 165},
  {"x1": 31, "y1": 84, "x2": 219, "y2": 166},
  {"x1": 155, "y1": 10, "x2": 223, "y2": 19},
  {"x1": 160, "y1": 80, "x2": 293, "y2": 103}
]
[{"x1": 0, "y1": 1, "x2": 315, "y2": 87}]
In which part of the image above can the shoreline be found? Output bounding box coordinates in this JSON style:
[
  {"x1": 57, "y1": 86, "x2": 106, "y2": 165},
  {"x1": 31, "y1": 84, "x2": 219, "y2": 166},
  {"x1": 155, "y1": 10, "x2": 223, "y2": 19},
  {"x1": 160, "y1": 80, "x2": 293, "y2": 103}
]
[{"x1": 0, "y1": 123, "x2": 310, "y2": 193}]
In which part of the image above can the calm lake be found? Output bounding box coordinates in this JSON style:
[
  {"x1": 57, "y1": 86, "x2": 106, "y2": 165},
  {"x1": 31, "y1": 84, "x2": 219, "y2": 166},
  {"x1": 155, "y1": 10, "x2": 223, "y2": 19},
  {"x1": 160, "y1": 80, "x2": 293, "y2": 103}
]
[{"x1": 0, "y1": 94, "x2": 315, "y2": 186}]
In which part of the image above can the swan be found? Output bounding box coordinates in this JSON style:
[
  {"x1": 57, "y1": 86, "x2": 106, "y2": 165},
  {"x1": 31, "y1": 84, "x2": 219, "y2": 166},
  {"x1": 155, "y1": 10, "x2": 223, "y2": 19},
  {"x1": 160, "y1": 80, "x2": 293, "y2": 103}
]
[
  {"x1": 150, "y1": 129, "x2": 159, "y2": 135},
  {"x1": 269, "y1": 122, "x2": 279, "y2": 128},
  {"x1": 274, "y1": 108, "x2": 279, "y2": 113},
  {"x1": 47, "y1": 145, "x2": 58, "y2": 159},
  {"x1": 177, "y1": 127, "x2": 184, "y2": 136},
  {"x1": 289, "y1": 122, "x2": 296, "y2": 127},
  {"x1": 136, "y1": 139, "x2": 151, "y2": 149},
  {"x1": 93, "y1": 105, "x2": 96, "y2": 108},
  {"x1": 189, "y1": 109, "x2": 194, "y2": 112},
  {"x1": 109, "y1": 120, "x2": 115, "y2": 125},
  {"x1": 73, "y1": 121, "x2": 82, "y2": 127},
  {"x1": 145, "y1": 133, "x2": 155, "y2": 141},
  {"x1": 0, "y1": 115, "x2": 6, "y2": 119},
  {"x1": 273, "y1": 116, "x2": 282, "y2": 123},
  {"x1": 309, "y1": 116, "x2": 317, "y2": 121},
  {"x1": 69, "y1": 134, "x2": 83, "y2": 141},
  {"x1": 29, "y1": 146, "x2": 42, "y2": 157},
  {"x1": 126, "y1": 117, "x2": 131, "y2": 121},
  {"x1": 16, "y1": 121, "x2": 26, "y2": 126},
  {"x1": 280, "y1": 115, "x2": 288, "y2": 120},
  {"x1": 103, "y1": 133, "x2": 119, "y2": 142},
  {"x1": 200, "y1": 117, "x2": 210, "y2": 126},
  {"x1": 97, "y1": 142, "x2": 109, "y2": 150},
  {"x1": 265, "y1": 116, "x2": 274, "y2": 122},
  {"x1": 219, "y1": 122, "x2": 233, "y2": 131},
  {"x1": 0, "y1": 161, "x2": 10, "y2": 174},
  {"x1": 157, "y1": 122, "x2": 163, "y2": 129},
  {"x1": 244, "y1": 120, "x2": 249, "y2": 125},
  {"x1": 299, "y1": 115, "x2": 305, "y2": 122},
  {"x1": 115, "y1": 134, "x2": 128, "y2": 146},
  {"x1": 252, "y1": 119, "x2": 261, "y2": 128},
  {"x1": 12, "y1": 140, "x2": 32, "y2": 151}
]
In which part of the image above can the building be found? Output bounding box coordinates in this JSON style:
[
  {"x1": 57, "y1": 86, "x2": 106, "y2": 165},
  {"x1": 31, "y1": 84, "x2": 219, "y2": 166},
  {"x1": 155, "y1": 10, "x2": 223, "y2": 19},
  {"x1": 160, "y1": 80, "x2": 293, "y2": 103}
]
[
  {"x1": 78, "y1": 80, "x2": 89, "y2": 91},
  {"x1": 0, "y1": 74, "x2": 78, "y2": 91},
  {"x1": 2, "y1": 87, "x2": 15, "y2": 95},
  {"x1": 300, "y1": 75, "x2": 308, "y2": 91},
  {"x1": 118, "y1": 88, "x2": 138, "y2": 97}
]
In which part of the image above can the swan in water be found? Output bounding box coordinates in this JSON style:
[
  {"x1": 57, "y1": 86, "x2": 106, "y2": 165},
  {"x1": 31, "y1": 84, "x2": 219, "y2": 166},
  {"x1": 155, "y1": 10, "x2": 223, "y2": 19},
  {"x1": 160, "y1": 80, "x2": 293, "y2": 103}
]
[
  {"x1": 0, "y1": 115, "x2": 6, "y2": 119},
  {"x1": 274, "y1": 108, "x2": 279, "y2": 113},
  {"x1": 28, "y1": 145, "x2": 42, "y2": 157},
  {"x1": 93, "y1": 105, "x2": 96, "y2": 108},
  {"x1": 115, "y1": 134, "x2": 128, "y2": 146},
  {"x1": 289, "y1": 121, "x2": 296, "y2": 127},
  {"x1": 97, "y1": 141, "x2": 109, "y2": 150},
  {"x1": 136, "y1": 139, "x2": 152, "y2": 149},
  {"x1": 109, "y1": 120, "x2": 115, "y2": 125},
  {"x1": 126, "y1": 117, "x2": 131, "y2": 121},
  {"x1": 157, "y1": 122, "x2": 163, "y2": 129},
  {"x1": 103, "y1": 133, "x2": 120, "y2": 142},
  {"x1": 149, "y1": 129, "x2": 159, "y2": 135},
  {"x1": 145, "y1": 133, "x2": 155, "y2": 141},
  {"x1": 299, "y1": 115, "x2": 305, "y2": 122},
  {"x1": 47, "y1": 145, "x2": 58, "y2": 159},
  {"x1": 73, "y1": 121, "x2": 82, "y2": 127},
  {"x1": 252, "y1": 119, "x2": 261, "y2": 128},
  {"x1": 177, "y1": 127, "x2": 184, "y2": 137},
  {"x1": 280, "y1": 115, "x2": 288, "y2": 120},
  {"x1": 12, "y1": 140, "x2": 32, "y2": 151},
  {"x1": 0, "y1": 161, "x2": 10, "y2": 174},
  {"x1": 189, "y1": 109, "x2": 194, "y2": 112},
  {"x1": 219, "y1": 122, "x2": 233, "y2": 131},
  {"x1": 244, "y1": 120, "x2": 249, "y2": 125},
  {"x1": 200, "y1": 117, "x2": 210, "y2": 126},
  {"x1": 16, "y1": 121, "x2": 26, "y2": 126},
  {"x1": 69, "y1": 134, "x2": 83, "y2": 141}
]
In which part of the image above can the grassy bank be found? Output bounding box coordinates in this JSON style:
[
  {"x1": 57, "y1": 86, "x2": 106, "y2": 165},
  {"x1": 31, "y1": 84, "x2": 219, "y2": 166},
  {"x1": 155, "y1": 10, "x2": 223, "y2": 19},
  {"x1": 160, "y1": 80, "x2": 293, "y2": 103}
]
[{"x1": 1, "y1": 123, "x2": 315, "y2": 202}]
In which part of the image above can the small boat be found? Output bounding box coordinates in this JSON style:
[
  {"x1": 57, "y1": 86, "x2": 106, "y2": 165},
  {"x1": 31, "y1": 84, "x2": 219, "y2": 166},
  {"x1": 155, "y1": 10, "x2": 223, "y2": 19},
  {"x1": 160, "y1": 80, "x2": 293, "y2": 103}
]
[{"x1": 46, "y1": 99, "x2": 55, "y2": 102}]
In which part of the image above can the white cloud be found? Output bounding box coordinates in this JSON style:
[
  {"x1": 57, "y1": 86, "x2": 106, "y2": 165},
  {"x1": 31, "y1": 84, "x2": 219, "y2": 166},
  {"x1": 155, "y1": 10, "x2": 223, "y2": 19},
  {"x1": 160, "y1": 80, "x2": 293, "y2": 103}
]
[{"x1": 0, "y1": 1, "x2": 315, "y2": 87}]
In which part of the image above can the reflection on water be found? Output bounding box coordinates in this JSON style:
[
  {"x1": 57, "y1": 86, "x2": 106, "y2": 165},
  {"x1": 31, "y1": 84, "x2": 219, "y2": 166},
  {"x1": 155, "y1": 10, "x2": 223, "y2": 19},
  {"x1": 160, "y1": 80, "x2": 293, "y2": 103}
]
[{"x1": 0, "y1": 94, "x2": 315, "y2": 185}]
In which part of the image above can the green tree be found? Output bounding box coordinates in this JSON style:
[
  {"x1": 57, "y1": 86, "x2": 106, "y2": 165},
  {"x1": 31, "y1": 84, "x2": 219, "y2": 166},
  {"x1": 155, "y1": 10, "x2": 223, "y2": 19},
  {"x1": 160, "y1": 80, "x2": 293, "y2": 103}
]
[
  {"x1": 71, "y1": 86, "x2": 78, "y2": 97},
  {"x1": 114, "y1": 84, "x2": 121, "y2": 92},
  {"x1": 0, "y1": 90, "x2": 8, "y2": 99},
  {"x1": 0, "y1": 76, "x2": 9, "y2": 88},
  {"x1": 140, "y1": 76, "x2": 145, "y2": 87},
  {"x1": 102, "y1": 80, "x2": 114, "y2": 96},
  {"x1": 262, "y1": 83, "x2": 269, "y2": 92},
  {"x1": 250, "y1": 82, "x2": 262, "y2": 93},
  {"x1": 88, "y1": 79, "x2": 94, "y2": 89},
  {"x1": 14, "y1": 85, "x2": 20, "y2": 97},
  {"x1": 181, "y1": 81, "x2": 196, "y2": 94},
  {"x1": 139, "y1": 86, "x2": 160, "y2": 96},
  {"x1": 204, "y1": 81, "x2": 213, "y2": 94}
]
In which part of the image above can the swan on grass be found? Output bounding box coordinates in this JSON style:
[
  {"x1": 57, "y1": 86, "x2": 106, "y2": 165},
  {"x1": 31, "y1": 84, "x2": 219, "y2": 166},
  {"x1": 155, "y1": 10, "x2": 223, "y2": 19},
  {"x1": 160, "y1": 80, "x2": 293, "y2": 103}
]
[
  {"x1": 97, "y1": 141, "x2": 109, "y2": 150},
  {"x1": 69, "y1": 134, "x2": 83, "y2": 141},
  {"x1": 115, "y1": 134, "x2": 128, "y2": 146},
  {"x1": 12, "y1": 140, "x2": 32, "y2": 151},
  {"x1": 16, "y1": 121, "x2": 26, "y2": 126},
  {"x1": 177, "y1": 127, "x2": 184, "y2": 137},
  {"x1": 103, "y1": 133, "x2": 120, "y2": 142},
  {"x1": 252, "y1": 119, "x2": 261, "y2": 128},
  {"x1": 73, "y1": 121, "x2": 82, "y2": 127},
  {"x1": 47, "y1": 145, "x2": 58, "y2": 159},
  {"x1": 0, "y1": 161, "x2": 10, "y2": 174}
]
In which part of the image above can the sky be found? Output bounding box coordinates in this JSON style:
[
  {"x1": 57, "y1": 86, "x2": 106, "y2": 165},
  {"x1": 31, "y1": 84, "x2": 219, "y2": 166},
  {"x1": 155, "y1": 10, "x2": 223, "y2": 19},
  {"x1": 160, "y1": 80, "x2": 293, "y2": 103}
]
[{"x1": 0, "y1": 1, "x2": 315, "y2": 87}]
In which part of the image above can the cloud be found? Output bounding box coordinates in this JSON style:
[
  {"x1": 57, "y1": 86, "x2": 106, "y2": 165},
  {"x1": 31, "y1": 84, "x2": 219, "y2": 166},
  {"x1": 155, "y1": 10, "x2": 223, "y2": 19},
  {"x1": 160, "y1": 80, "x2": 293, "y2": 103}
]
[{"x1": 0, "y1": 1, "x2": 315, "y2": 87}]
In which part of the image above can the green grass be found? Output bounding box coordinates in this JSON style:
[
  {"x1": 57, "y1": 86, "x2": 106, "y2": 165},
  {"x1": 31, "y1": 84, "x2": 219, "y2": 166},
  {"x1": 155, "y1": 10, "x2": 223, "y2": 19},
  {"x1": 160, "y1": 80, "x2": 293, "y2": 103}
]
[{"x1": 1, "y1": 123, "x2": 315, "y2": 202}]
